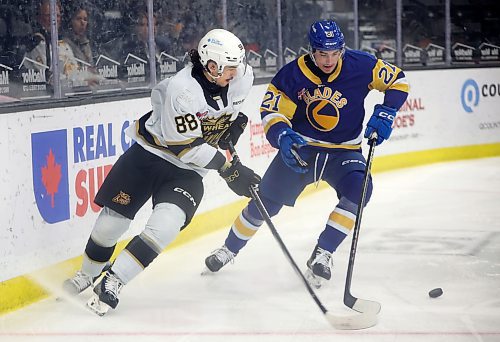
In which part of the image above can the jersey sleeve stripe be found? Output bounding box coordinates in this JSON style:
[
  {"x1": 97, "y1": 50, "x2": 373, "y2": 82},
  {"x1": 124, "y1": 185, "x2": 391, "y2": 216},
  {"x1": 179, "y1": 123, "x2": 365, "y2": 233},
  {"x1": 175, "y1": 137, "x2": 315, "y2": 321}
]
[
  {"x1": 388, "y1": 77, "x2": 410, "y2": 93},
  {"x1": 369, "y1": 59, "x2": 405, "y2": 92},
  {"x1": 263, "y1": 83, "x2": 297, "y2": 119},
  {"x1": 135, "y1": 112, "x2": 204, "y2": 157},
  {"x1": 262, "y1": 113, "x2": 291, "y2": 134}
]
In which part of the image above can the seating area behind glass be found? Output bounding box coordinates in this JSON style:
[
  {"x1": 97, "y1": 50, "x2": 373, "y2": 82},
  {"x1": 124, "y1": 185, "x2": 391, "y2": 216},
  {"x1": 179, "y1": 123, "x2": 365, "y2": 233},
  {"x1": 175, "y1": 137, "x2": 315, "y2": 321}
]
[{"x1": 0, "y1": 0, "x2": 498, "y2": 105}]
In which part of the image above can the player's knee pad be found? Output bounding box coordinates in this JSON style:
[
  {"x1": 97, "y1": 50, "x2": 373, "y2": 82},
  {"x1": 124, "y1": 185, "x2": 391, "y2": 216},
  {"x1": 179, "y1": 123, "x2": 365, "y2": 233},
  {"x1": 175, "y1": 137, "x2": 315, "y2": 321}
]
[
  {"x1": 142, "y1": 202, "x2": 186, "y2": 252},
  {"x1": 91, "y1": 206, "x2": 132, "y2": 247},
  {"x1": 246, "y1": 195, "x2": 283, "y2": 222},
  {"x1": 336, "y1": 171, "x2": 373, "y2": 206}
]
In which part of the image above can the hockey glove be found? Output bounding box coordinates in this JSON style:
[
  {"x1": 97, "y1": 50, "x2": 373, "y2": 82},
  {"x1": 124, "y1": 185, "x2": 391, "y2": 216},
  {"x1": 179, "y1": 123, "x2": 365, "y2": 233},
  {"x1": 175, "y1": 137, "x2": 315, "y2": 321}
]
[
  {"x1": 278, "y1": 127, "x2": 309, "y2": 173},
  {"x1": 219, "y1": 112, "x2": 248, "y2": 150},
  {"x1": 364, "y1": 104, "x2": 397, "y2": 145},
  {"x1": 219, "y1": 160, "x2": 261, "y2": 198}
]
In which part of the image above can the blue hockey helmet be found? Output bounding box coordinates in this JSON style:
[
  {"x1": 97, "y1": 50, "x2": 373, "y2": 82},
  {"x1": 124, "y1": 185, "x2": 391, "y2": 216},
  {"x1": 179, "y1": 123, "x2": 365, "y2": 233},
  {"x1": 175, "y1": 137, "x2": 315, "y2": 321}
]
[{"x1": 308, "y1": 20, "x2": 345, "y2": 51}]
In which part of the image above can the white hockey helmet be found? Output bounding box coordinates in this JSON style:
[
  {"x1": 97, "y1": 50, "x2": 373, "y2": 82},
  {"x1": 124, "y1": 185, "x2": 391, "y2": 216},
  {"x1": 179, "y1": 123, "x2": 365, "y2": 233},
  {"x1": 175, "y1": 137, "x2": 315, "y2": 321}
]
[{"x1": 198, "y1": 29, "x2": 246, "y2": 75}]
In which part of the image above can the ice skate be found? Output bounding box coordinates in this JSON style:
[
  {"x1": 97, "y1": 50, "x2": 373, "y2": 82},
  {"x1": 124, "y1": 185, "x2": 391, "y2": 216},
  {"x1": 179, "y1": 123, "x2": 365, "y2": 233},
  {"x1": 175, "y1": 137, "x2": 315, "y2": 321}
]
[
  {"x1": 63, "y1": 263, "x2": 110, "y2": 295},
  {"x1": 203, "y1": 245, "x2": 236, "y2": 273},
  {"x1": 86, "y1": 270, "x2": 124, "y2": 316},
  {"x1": 305, "y1": 245, "x2": 332, "y2": 289},
  {"x1": 86, "y1": 294, "x2": 110, "y2": 316}
]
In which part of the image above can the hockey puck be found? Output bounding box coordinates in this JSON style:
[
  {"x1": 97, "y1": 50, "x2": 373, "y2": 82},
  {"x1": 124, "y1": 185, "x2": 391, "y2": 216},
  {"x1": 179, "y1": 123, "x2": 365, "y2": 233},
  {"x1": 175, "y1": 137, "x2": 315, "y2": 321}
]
[{"x1": 428, "y1": 288, "x2": 443, "y2": 298}]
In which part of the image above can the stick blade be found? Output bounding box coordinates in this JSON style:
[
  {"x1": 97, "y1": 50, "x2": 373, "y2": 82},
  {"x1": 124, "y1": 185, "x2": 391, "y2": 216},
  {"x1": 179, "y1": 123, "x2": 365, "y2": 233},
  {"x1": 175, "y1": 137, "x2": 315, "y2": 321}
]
[
  {"x1": 324, "y1": 310, "x2": 378, "y2": 330},
  {"x1": 344, "y1": 292, "x2": 381, "y2": 314},
  {"x1": 351, "y1": 298, "x2": 381, "y2": 315}
]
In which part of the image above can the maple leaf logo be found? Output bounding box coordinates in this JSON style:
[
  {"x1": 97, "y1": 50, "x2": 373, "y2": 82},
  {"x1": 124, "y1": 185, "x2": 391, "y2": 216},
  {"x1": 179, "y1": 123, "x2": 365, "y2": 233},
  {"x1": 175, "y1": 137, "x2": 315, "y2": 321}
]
[{"x1": 41, "y1": 149, "x2": 62, "y2": 208}]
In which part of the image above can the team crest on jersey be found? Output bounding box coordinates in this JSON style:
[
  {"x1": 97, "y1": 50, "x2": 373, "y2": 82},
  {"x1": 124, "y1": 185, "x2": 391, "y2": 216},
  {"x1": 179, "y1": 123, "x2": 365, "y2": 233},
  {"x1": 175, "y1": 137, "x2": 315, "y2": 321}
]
[
  {"x1": 300, "y1": 86, "x2": 348, "y2": 132},
  {"x1": 201, "y1": 113, "x2": 232, "y2": 147},
  {"x1": 297, "y1": 88, "x2": 307, "y2": 100}
]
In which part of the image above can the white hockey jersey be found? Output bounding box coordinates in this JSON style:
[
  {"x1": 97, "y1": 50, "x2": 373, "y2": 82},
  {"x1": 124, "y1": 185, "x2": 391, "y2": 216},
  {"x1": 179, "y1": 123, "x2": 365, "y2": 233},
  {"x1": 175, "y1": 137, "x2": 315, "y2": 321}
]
[{"x1": 126, "y1": 63, "x2": 254, "y2": 176}]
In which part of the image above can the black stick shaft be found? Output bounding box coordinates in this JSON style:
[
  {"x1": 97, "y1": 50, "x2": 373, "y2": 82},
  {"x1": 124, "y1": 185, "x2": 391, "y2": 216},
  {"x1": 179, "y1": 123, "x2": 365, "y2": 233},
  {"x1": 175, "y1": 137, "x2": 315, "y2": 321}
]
[
  {"x1": 343, "y1": 138, "x2": 377, "y2": 308},
  {"x1": 228, "y1": 142, "x2": 328, "y2": 314}
]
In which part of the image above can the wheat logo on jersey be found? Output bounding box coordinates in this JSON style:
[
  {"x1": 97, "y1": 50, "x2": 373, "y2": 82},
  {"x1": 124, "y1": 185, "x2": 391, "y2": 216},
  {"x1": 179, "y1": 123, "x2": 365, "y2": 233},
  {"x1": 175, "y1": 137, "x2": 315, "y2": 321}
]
[
  {"x1": 31, "y1": 130, "x2": 70, "y2": 223},
  {"x1": 201, "y1": 113, "x2": 231, "y2": 146},
  {"x1": 300, "y1": 86, "x2": 347, "y2": 131}
]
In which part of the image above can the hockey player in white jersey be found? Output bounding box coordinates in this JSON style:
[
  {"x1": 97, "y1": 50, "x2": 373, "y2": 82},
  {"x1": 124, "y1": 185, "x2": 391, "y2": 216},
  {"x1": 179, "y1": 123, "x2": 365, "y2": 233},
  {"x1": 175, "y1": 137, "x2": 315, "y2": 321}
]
[{"x1": 63, "y1": 29, "x2": 261, "y2": 315}]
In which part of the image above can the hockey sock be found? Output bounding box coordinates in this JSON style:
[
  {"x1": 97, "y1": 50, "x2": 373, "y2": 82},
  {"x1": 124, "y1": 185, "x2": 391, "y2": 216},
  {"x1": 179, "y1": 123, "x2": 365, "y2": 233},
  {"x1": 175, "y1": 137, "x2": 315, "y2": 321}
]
[
  {"x1": 225, "y1": 197, "x2": 282, "y2": 254},
  {"x1": 82, "y1": 237, "x2": 115, "y2": 278},
  {"x1": 111, "y1": 203, "x2": 184, "y2": 284},
  {"x1": 225, "y1": 206, "x2": 263, "y2": 253},
  {"x1": 317, "y1": 197, "x2": 357, "y2": 252},
  {"x1": 112, "y1": 235, "x2": 159, "y2": 284}
]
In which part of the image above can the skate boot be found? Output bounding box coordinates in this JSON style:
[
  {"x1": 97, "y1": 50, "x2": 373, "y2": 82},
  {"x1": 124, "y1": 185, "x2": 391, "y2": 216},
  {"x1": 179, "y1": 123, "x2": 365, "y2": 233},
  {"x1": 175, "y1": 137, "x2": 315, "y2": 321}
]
[
  {"x1": 305, "y1": 245, "x2": 332, "y2": 289},
  {"x1": 204, "y1": 245, "x2": 236, "y2": 272},
  {"x1": 87, "y1": 270, "x2": 124, "y2": 316},
  {"x1": 63, "y1": 263, "x2": 111, "y2": 295}
]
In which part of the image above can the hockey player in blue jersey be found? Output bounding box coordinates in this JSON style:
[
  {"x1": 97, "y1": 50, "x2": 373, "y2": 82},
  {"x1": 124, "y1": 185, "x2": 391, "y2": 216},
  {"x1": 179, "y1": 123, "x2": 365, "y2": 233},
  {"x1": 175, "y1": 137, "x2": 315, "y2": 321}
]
[{"x1": 205, "y1": 20, "x2": 409, "y2": 287}]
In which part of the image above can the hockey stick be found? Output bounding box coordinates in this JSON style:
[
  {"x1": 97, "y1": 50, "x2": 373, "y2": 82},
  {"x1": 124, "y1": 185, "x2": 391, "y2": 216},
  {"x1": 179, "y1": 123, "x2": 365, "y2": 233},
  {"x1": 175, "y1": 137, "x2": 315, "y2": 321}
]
[
  {"x1": 227, "y1": 142, "x2": 377, "y2": 329},
  {"x1": 343, "y1": 136, "x2": 382, "y2": 315}
]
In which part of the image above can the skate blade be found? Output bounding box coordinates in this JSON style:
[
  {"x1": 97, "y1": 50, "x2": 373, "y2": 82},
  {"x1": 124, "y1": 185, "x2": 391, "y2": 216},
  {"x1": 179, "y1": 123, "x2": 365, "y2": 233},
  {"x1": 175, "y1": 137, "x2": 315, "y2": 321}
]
[
  {"x1": 200, "y1": 267, "x2": 216, "y2": 276},
  {"x1": 86, "y1": 294, "x2": 110, "y2": 316},
  {"x1": 305, "y1": 269, "x2": 325, "y2": 289},
  {"x1": 62, "y1": 279, "x2": 90, "y2": 296},
  {"x1": 62, "y1": 280, "x2": 76, "y2": 295}
]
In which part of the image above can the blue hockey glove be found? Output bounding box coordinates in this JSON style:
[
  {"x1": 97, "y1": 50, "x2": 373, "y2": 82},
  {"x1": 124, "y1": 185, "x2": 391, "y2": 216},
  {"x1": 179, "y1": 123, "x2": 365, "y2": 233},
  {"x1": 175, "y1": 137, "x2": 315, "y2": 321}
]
[
  {"x1": 364, "y1": 104, "x2": 397, "y2": 145},
  {"x1": 277, "y1": 127, "x2": 309, "y2": 173}
]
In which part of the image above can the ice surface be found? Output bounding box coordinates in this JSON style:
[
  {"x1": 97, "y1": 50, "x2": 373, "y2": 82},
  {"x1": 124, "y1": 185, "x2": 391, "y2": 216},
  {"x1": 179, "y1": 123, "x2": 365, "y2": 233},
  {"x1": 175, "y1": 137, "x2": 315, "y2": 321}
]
[{"x1": 1, "y1": 157, "x2": 499, "y2": 341}]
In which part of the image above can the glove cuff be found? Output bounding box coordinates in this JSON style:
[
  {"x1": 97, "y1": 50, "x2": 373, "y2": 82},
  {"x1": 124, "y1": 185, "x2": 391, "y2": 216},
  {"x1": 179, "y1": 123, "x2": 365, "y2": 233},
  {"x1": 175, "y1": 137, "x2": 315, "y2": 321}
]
[
  {"x1": 375, "y1": 103, "x2": 397, "y2": 112},
  {"x1": 266, "y1": 122, "x2": 290, "y2": 149},
  {"x1": 206, "y1": 151, "x2": 227, "y2": 171}
]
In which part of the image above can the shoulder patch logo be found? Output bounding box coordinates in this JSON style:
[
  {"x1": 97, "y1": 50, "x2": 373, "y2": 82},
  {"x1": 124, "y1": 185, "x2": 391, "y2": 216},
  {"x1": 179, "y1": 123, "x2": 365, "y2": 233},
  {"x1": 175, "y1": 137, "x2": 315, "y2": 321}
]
[{"x1": 196, "y1": 111, "x2": 209, "y2": 120}]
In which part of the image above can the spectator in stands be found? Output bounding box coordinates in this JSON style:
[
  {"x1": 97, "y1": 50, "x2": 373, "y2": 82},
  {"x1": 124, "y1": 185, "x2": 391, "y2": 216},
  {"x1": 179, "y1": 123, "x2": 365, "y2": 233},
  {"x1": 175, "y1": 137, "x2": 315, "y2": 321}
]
[
  {"x1": 0, "y1": 3, "x2": 33, "y2": 69},
  {"x1": 62, "y1": 0, "x2": 94, "y2": 65},
  {"x1": 23, "y1": 0, "x2": 79, "y2": 81},
  {"x1": 0, "y1": 17, "x2": 7, "y2": 64},
  {"x1": 102, "y1": 5, "x2": 169, "y2": 64}
]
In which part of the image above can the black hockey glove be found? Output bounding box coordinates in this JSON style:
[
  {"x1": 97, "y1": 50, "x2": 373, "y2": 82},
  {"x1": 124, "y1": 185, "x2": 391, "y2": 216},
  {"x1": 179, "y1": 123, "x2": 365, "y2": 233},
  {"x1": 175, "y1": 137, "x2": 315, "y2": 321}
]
[
  {"x1": 218, "y1": 112, "x2": 248, "y2": 150},
  {"x1": 218, "y1": 160, "x2": 261, "y2": 198}
]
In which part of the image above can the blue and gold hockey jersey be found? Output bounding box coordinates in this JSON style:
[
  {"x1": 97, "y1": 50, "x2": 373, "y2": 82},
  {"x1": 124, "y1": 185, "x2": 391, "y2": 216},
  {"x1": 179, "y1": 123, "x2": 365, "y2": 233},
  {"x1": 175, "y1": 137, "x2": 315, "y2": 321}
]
[{"x1": 261, "y1": 50, "x2": 409, "y2": 151}]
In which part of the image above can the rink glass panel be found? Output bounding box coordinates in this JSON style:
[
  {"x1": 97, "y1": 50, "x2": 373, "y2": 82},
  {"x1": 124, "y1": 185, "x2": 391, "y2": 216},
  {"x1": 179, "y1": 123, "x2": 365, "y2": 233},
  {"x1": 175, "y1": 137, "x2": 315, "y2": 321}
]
[
  {"x1": 401, "y1": 0, "x2": 446, "y2": 67},
  {"x1": 0, "y1": 0, "x2": 499, "y2": 106}
]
